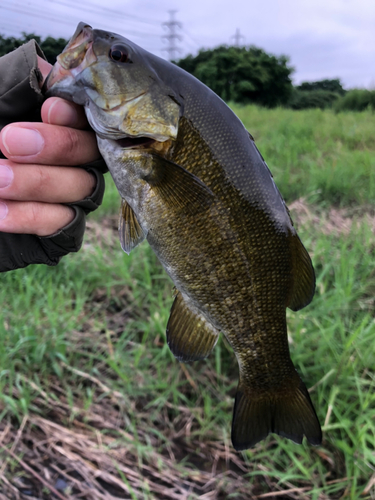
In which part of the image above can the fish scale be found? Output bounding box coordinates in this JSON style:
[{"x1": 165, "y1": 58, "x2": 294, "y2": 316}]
[{"x1": 45, "y1": 22, "x2": 322, "y2": 450}]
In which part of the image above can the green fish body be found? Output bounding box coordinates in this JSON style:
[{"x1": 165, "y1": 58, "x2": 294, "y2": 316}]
[{"x1": 45, "y1": 23, "x2": 322, "y2": 450}]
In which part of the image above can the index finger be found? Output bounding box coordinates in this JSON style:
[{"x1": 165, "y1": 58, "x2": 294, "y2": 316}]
[{"x1": 0, "y1": 122, "x2": 100, "y2": 165}]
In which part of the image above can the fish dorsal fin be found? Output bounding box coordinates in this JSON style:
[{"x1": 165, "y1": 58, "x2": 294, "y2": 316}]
[
  {"x1": 287, "y1": 233, "x2": 315, "y2": 311},
  {"x1": 144, "y1": 155, "x2": 214, "y2": 214},
  {"x1": 118, "y1": 199, "x2": 147, "y2": 255},
  {"x1": 167, "y1": 291, "x2": 220, "y2": 362}
]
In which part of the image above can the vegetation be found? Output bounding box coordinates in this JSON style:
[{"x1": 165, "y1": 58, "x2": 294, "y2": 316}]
[
  {"x1": 232, "y1": 104, "x2": 375, "y2": 206},
  {"x1": 288, "y1": 80, "x2": 346, "y2": 110},
  {"x1": 288, "y1": 89, "x2": 341, "y2": 110},
  {"x1": 296, "y1": 79, "x2": 346, "y2": 95},
  {"x1": 334, "y1": 89, "x2": 375, "y2": 112},
  {"x1": 176, "y1": 45, "x2": 294, "y2": 107},
  {"x1": 1, "y1": 106, "x2": 375, "y2": 498},
  {"x1": 0, "y1": 33, "x2": 67, "y2": 64}
]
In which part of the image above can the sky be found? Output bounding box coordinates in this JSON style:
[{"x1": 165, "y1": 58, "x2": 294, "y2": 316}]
[{"x1": 1, "y1": 0, "x2": 374, "y2": 89}]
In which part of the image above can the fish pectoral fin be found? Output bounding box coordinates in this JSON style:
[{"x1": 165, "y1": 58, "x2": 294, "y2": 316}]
[
  {"x1": 231, "y1": 370, "x2": 322, "y2": 450},
  {"x1": 287, "y1": 233, "x2": 316, "y2": 311},
  {"x1": 167, "y1": 291, "x2": 220, "y2": 362},
  {"x1": 143, "y1": 155, "x2": 214, "y2": 214},
  {"x1": 118, "y1": 199, "x2": 147, "y2": 254}
]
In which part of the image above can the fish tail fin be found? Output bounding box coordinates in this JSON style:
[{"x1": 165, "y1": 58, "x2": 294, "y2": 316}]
[{"x1": 231, "y1": 371, "x2": 322, "y2": 450}]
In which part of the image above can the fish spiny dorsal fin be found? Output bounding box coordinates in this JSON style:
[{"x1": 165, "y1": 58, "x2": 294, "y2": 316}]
[
  {"x1": 231, "y1": 369, "x2": 322, "y2": 450},
  {"x1": 118, "y1": 199, "x2": 147, "y2": 254},
  {"x1": 287, "y1": 233, "x2": 315, "y2": 312},
  {"x1": 167, "y1": 291, "x2": 220, "y2": 362}
]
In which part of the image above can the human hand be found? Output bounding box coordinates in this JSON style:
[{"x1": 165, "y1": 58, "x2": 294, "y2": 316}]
[{"x1": 0, "y1": 57, "x2": 102, "y2": 236}]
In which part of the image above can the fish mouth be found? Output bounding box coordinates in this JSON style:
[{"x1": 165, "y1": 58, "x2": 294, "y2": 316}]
[
  {"x1": 115, "y1": 137, "x2": 155, "y2": 149},
  {"x1": 42, "y1": 23, "x2": 96, "y2": 96},
  {"x1": 113, "y1": 135, "x2": 173, "y2": 155}
]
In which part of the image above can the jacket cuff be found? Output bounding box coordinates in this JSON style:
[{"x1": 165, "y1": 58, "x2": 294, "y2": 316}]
[
  {"x1": 66, "y1": 160, "x2": 107, "y2": 214},
  {"x1": 39, "y1": 206, "x2": 86, "y2": 255}
]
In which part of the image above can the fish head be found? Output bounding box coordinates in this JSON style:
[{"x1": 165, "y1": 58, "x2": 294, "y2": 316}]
[{"x1": 44, "y1": 22, "x2": 182, "y2": 143}]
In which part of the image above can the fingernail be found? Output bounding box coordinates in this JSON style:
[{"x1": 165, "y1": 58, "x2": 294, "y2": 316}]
[
  {"x1": 47, "y1": 99, "x2": 58, "y2": 124},
  {"x1": 0, "y1": 163, "x2": 13, "y2": 188},
  {"x1": 2, "y1": 126, "x2": 44, "y2": 156},
  {"x1": 0, "y1": 201, "x2": 8, "y2": 220},
  {"x1": 47, "y1": 98, "x2": 79, "y2": 126}
]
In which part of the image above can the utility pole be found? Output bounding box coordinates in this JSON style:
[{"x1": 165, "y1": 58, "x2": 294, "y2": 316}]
[
  {"x1": 162, "y1": 10, "x2": 182, "y2": 61},
  {"x1": 231, "y1": 28, "x2": 245, "y2": 46}
]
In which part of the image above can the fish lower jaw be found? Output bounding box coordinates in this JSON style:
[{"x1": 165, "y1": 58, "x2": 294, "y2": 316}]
[
  {"x1": 107, "y1": 136, "x2": 173, "y2": 155},
  {"x1": 115, "y1": 136, "x2": 156, "y2": 149}
]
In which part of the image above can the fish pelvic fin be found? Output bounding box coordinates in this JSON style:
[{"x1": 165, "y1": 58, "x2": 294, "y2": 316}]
[
  {"x1": 287, "y1": 233, "x2": 315, "y2": 312},
  {"x1": 167, "y1": 291, "x2": 220, "y2": 362},
  {"x1": 231, "y1": 371, "x2": 322, "y2": 451},
  {"x1": 118, "y1": 199, "x2": 147, "y2": 254}
]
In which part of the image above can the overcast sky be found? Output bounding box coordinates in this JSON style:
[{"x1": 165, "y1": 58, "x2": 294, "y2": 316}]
[{"x1": 1, "y1": 0, "x2": 374, "y2": 89}]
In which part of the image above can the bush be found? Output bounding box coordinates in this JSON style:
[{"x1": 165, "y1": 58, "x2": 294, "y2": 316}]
[
  {"x1": 334, "y1": 89, "x2": 375, "y2": 112},
  {"x1": 288, "y1": 89, "x2": 341, "y2": 109},
  {"x1": 297, "y1": 78, "x2": 346, "y2": 95}
]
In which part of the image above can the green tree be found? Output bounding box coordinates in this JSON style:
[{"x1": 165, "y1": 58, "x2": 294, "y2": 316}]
[
  {"x1": 176, "y1": 45, "x2": 294, "y2": 107},
  {"x1": 39, "y1": 36, "x2": 67, "y2": 64},
  {"x1": 0, "y1": 33, "x2": 40, "y2": 56},
  {"x1": 297, "y1": 78, "x2": 346, "y2": 95},
  {"x1": 0, "y1": 33, "x2": 67, "y2": 64}
]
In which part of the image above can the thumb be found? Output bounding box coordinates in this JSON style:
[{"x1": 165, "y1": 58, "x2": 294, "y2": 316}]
[{"x1": 37, "y1": 56, "x2": 52, "y2": 86}]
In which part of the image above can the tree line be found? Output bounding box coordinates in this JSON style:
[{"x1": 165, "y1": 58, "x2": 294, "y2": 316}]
[
  {"x1": 0, "y1": 32, "x2": 67, "y2": 64},
  {"x1": 176, "y1": 46, "x2": 373, "y2": 111},
  {"x1": 1, "y1": 33, "x2": 373, "y2": 111}
]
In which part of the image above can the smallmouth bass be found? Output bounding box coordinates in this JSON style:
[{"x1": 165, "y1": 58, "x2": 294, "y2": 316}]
[{"x1": 45, "y1": 23, "x2": 322, "y2": 450}]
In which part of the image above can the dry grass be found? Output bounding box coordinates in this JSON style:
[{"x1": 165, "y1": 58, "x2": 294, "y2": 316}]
[
  {"x1": 0, "y1": 278, "x2": 257, "y2": 499},
  {"x1": 0, "y1": 363, "x2": 262, "y2": 499},
  {"x1": 1, "y1": 206, "x2": 374, "y2": 499},
  {"x1": 289, "y1": 199, "x2": 375, "y2": 236},
  {"x1": 0, "y1": 376, "x2": 347, "y2": 500}
]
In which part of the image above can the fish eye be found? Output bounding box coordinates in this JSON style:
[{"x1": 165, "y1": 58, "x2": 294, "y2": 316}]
[{"x1": 109, "y1": 44, "x2": 131, "y2": 63}]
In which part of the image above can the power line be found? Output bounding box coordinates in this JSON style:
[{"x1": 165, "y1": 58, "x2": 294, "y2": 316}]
[
  {"x1": 0, "y1": 5, "x2": 80, "y2": 28},
  {"x1": 181, "y1": 28, "x2": 201, "y2": 50},
  {"x1": 0, "y1": 5, "x2": 162, "y2": 40},
  {"x1": 49, "y1": 0, "x2": 163, "y2": 29},
  {"x1": 162, "y1": 10, "x2": 182, "y2": 61}
]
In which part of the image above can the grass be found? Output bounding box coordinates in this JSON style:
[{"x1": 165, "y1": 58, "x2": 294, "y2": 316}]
[
  {"x1": 0, "y1": 106, "x2": 375, "y2": 498},
  {"x1": 232, "y1": 104, "x2": 375, "y2": 207}
]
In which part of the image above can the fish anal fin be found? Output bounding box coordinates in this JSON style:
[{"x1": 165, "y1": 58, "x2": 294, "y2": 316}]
[
  {"x1": 118, "y1": 199, "x2": 147, "y2": 255},
  {"x1": 231, "y1": 371, "x2": 322, "y2": 451},
  {"x1": 167, "y1": 292, "x2": 220, "y2": 362},
  {"x1": 144, "y1": 155, "x2": 214, "y2": 215},
  {"x1": 287, "y1": 233, "x2": 316, "y2": 311}
]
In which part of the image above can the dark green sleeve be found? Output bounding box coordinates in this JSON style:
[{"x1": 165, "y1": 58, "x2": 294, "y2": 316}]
[
  {"x1": 0, "y1": 41, "x2": 107, "y2": 273},
  {"x1": 0, "y1": 40, "x2": 45, "y2": 130}
]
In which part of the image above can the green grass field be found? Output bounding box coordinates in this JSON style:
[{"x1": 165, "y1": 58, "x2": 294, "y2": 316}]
[{"x1": 0, "y1": 106, "x2": 374, "y2": 499}]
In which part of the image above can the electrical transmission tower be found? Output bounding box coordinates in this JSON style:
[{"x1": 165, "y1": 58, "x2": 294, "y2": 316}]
[
  {"x1": 162, "y1": 10, "x2": 182, "y2": 61},
  {"x1": 231, "y1": 28, "x2": 245, "y2": 46}
]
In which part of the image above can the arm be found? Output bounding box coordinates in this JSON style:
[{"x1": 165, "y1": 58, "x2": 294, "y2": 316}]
[{"x1": 0, "y1": 41, "x2": 107, "y2": 271}]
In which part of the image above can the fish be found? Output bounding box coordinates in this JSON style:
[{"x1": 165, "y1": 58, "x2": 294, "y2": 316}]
[{"x1": 44, "y1": 22, "x2": 322, "y2": 450}]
